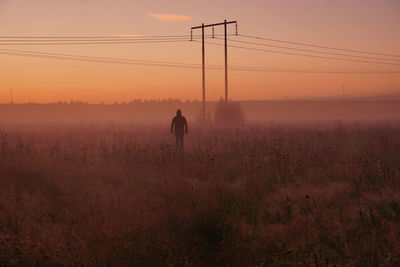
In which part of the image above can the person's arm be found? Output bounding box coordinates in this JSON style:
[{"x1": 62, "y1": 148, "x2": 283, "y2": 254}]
[
  {"x1": 184, "y1": 117, "x2": 188, "y2": 133},
  {"x1": 170, "y1": 118, "x2": 175, "y2": 133}
]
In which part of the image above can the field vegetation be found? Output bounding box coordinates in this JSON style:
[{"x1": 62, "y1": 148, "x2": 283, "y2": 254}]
[{"x1": 0, "y1": 121, "x2": 399, "y2": 265}]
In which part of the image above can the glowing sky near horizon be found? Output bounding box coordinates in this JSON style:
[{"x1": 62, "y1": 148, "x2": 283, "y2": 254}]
[{"x1": 0, "y1": 0, "x2": 399, "y2": 103}]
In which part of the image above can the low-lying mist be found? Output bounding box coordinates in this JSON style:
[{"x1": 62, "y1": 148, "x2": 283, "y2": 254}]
[{"x1": 0, "y1": 99, "x2": 399, "y2": 126}]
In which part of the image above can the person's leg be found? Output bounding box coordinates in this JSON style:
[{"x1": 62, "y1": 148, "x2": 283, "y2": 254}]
[
  {"x1": 180, "y1": 135, "x2": 184, "y2": 148},
  {"x1": 175, "y1": 134, "x2": 179, "y2": 148}
]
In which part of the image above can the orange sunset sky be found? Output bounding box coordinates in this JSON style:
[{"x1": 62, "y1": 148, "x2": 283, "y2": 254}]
[{"x1": 0, "y1": 0, "x2": 399, "y2": 103}]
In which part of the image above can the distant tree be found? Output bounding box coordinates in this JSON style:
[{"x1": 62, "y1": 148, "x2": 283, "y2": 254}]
[
  {"x1": 129, "y1": 99, "x2": 142, "y2": 104},
  {"x1": 214, "y1": 98, "x2": 245, "y2": 126}
]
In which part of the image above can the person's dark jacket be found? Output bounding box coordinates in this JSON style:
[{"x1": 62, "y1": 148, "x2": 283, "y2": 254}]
[{"x1": 171, "y1": 116, "x2": 188, "y2": 135}]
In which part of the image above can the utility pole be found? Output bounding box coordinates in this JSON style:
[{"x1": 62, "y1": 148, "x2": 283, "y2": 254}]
[
  {"x1": 224, "y1": 20, "x2": 228, "y2": 104},
  {"x1": 10, "y1": 88, "x2": 13, "y2": 104},
  {"x1": 191, "y1": 20, "x2": 237, "y2": 119},
  {"x1": 201, "y1": 24, "x2": 205, "y2": 120}
]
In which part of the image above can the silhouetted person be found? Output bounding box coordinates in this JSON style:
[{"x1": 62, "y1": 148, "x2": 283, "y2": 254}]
[{"x1": 171, "y1": 109, "x2": 188, "y2": 148}]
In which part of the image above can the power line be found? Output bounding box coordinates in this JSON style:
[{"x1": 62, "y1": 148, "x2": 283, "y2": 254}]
[
  {"x1": 0, "y1": 34, "x2": 223, "y2": 42},
  {"x1": 0, "y1": 34, "x2": 193, "y2": 39},
  {"x1": 0, "y1": 37, "x2": 190, "y2": 42},
  {"x1": 1, "y1": 48, "x2": 399, "y2": 74},
  {"x1": 0, "y1": 48, "x2": 241, "y2": 68},
  {"x1": 238, "y1": 34, "x2": 400, "y2": 58},
  {"x1": 0, "y1": 50, "x2": 200, "y2": 69},
  {"x1": 3, "y1": 33, "x2": 398, "y2": 59},
  {"x1": 225, "y1": 68, "x2": 400, "y2": 74},
  {"x1": 223, "y1": 37, "x2": 400, "y2": 62},
  {"x1": 0, "y1": 35, "x2": 221, "y2": 46},
  {"x1": 0, "y1": 39, "x2": 191, "y2": 46},
  {"x1": 197, "y1": 40, "x2": 400, "y2": 66},
  {"x1": 0, "y1": 33, "x2": 233, "y2": 39},
  {"x1": 0, "y1": 48, "x2": 201, "y2": 67}
]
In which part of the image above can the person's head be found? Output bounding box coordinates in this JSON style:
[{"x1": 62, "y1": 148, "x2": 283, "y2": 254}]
[{"x1": 176, "y1": 109, "x2": 182, "y2": 117}]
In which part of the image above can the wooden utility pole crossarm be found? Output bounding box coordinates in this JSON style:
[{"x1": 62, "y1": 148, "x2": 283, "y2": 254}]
[{"x1": 191, "y1": 20, "x2": 237, "y2": 30}]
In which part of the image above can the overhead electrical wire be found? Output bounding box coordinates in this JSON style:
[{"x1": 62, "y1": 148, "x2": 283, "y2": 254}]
[
  {"x1": 0, "y1": 48, "x2": 200, "y2": 67},
  {"x1": 0, "y1": 34, "x2": 230, "y2": 45},
  {"x1": 2, "y1": 33, "x2": 397, "y2": 62},
  {"x1": 0, "y1": 34, "x2": 194, "y2": 45},
  {"x1": 0, "y1": 34, "x2": 200, "y2": 39},
  {"x1": 220, "y1": 37, "x2": 400, "y2": 62},
  {"x1": 5, "y1": 33, "x2": 397, "y2": 66},
  {"x1": 0, "y1": 39, "x2": 191, "y2": 46},
  {"x1": 194, "y1": 40, "x2": 400, "y2": 66},
  {"x1": 0, "y1": 32, "x2": 399, "y2": 72},
  {"x1": 0, "y1": 49, "x2": 200, "y2": 69},
  {"x1": 237, "y1": 34, "x2": 400, "y2": 58},
  {"x1": 0, "y1": 48, "x2": 399, "y2": 74},
  {"x1": 0, "y1": 35, "x2": 222, "y2": 46},
  {"x1": 0, "y1": 37, "x2": 190, "y2": 42},
  {"x1": 0, "y1": 34, "x2": 222, "y2": 44}
]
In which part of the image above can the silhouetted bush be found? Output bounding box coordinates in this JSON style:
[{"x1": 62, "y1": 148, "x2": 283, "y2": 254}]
[{"x1": 214, "y1": 99, "x2": 244, "y2": 126}]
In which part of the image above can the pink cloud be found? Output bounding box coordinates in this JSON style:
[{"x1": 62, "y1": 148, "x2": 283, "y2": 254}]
[{"x1": 150, "y1": 13, "x2": 192, "y2": 22}]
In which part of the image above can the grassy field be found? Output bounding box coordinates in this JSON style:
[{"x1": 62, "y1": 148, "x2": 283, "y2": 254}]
[{"x1": 0, "y1": 122, "x2": 399, "y2": 266}]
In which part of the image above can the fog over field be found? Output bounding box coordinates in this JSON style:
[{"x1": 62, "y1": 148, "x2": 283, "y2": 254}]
[{"x1": 1, "y1": 100, "x2": 399, "y2": 125}]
